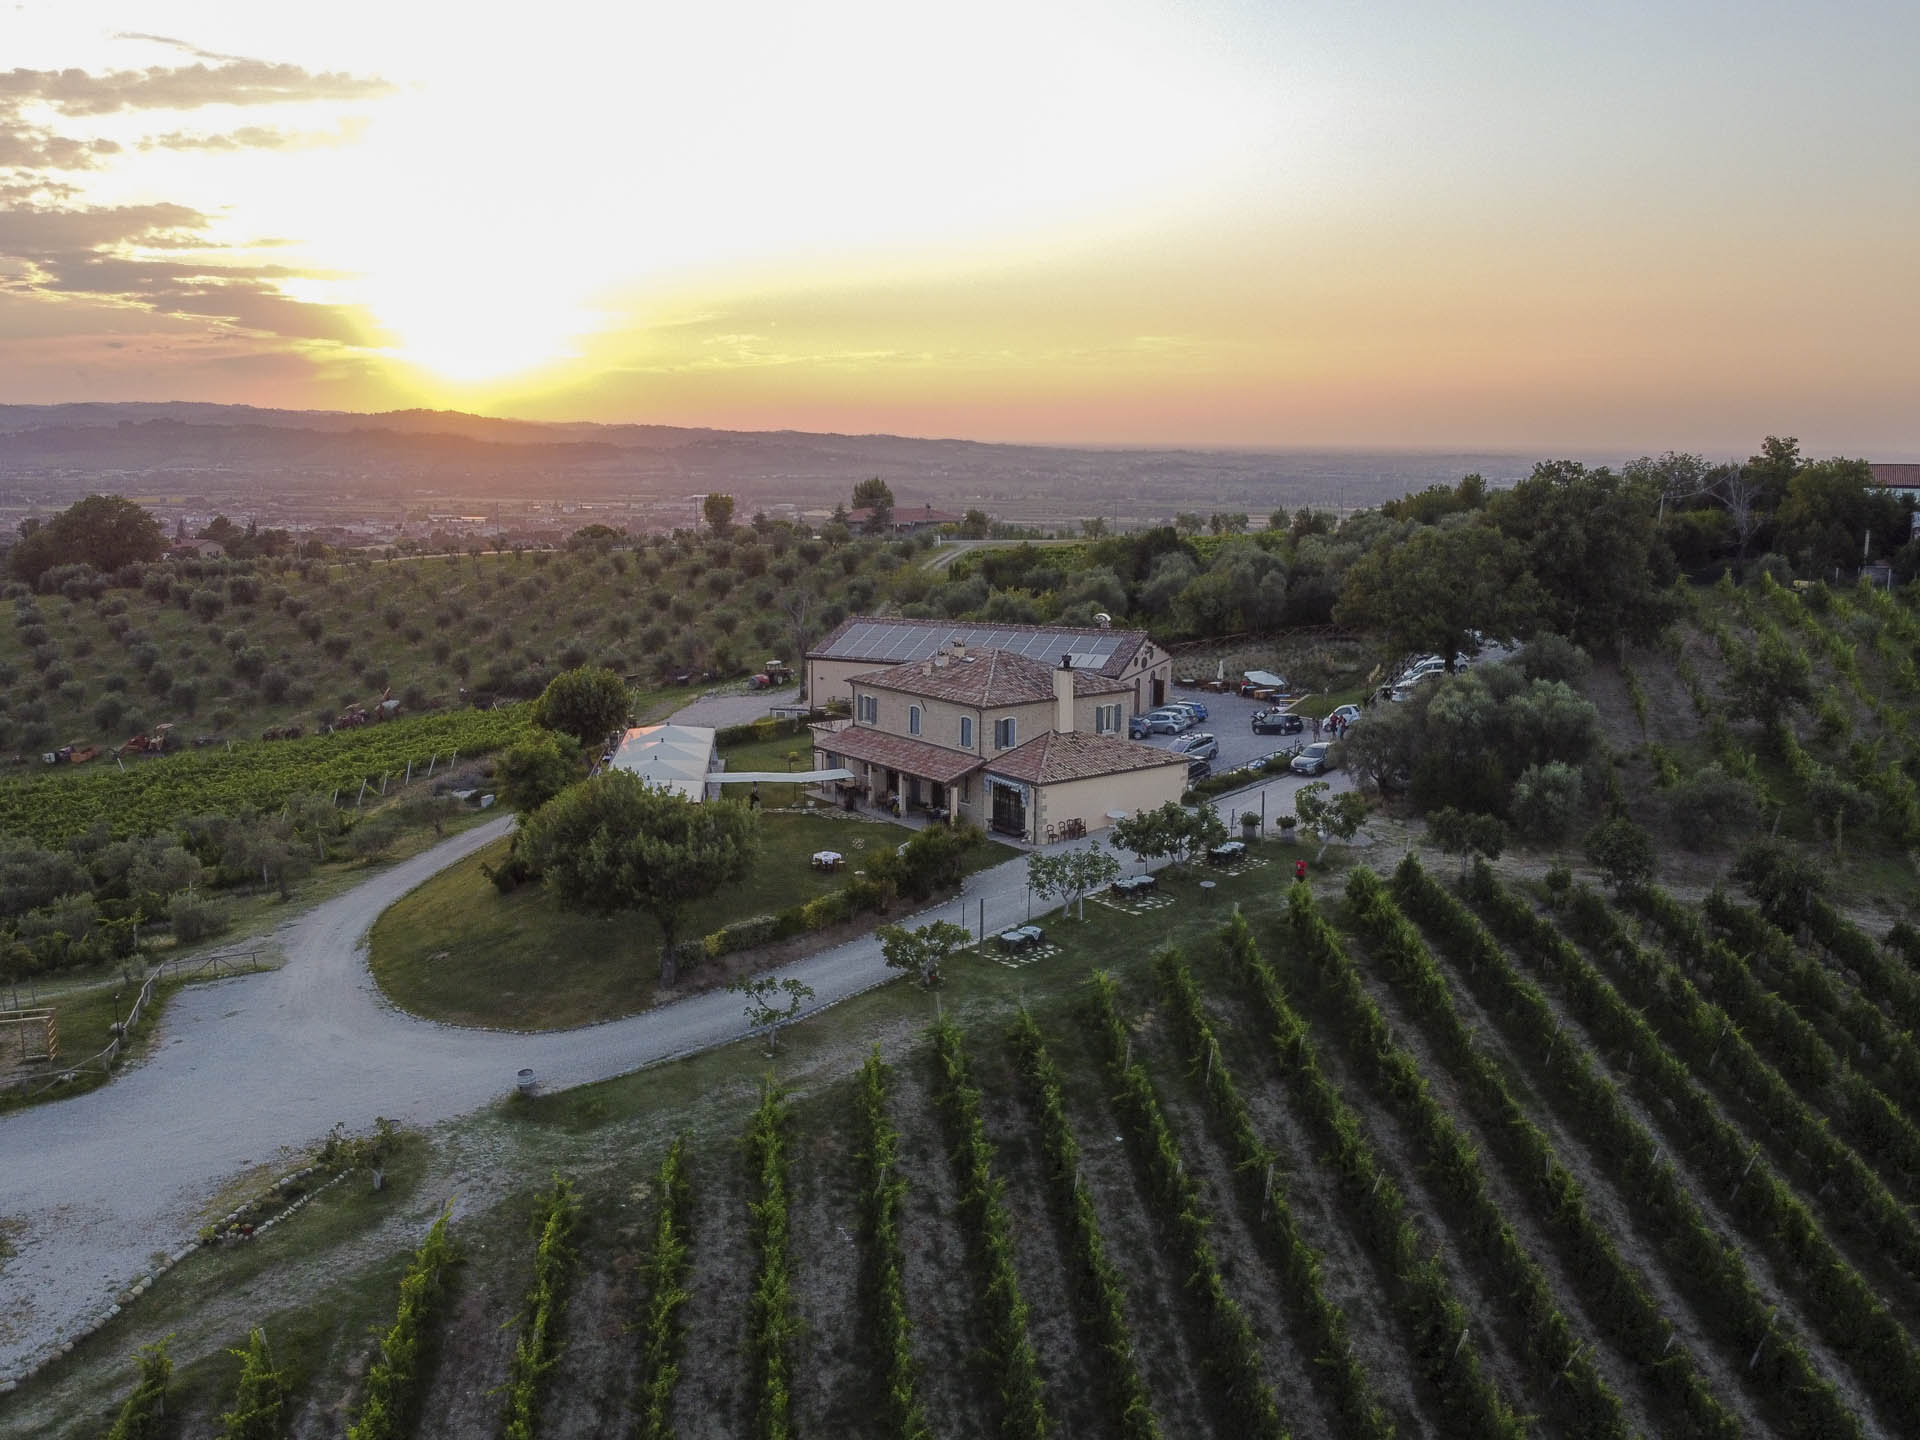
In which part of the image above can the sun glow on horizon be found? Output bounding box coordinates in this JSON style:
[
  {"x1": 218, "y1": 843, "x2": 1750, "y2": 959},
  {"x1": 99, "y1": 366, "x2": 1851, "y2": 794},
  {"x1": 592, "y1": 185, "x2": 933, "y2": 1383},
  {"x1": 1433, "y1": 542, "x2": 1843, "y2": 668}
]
[{"x1": 2, "y1": 2, "x2": 1917, "y2": 451}]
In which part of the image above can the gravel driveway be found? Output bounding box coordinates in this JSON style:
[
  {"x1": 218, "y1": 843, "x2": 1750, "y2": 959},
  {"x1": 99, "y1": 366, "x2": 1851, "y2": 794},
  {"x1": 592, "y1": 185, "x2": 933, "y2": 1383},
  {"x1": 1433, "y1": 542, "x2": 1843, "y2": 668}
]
[{"x1": 0, "y1": 767, "x2": 1356, "y2": 1384}]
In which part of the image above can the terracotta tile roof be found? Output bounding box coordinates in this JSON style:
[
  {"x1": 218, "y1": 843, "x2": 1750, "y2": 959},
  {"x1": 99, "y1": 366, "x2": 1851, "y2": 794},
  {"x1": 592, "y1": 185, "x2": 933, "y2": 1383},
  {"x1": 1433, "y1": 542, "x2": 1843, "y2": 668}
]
[
  {"x1": 816, "y1": 725, "x2": 984, "y2": 785},
  {"x1": 849, "y1": 649, "x2": 1130, "y2": 707},
  {"x1": 847, "y1": 505, "x2": 966, "y2": 525},
  {"x1": 809, "y1": 615, "x2": 1152, "y2": 678},
  {"x1": 1872, "y1": 463, "x2": 1920, "y2": 490},
  {"x1": 986, "y1": 731, "x2": 1189, "y2": 786}
]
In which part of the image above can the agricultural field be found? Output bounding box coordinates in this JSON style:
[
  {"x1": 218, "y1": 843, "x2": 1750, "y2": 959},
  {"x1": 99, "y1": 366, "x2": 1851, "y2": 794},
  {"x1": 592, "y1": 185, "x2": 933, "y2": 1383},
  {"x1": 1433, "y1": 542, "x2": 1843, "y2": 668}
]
[
  {"x1": 23, "y1": 819, "x2": 1920, "y2": 1439},
  {"x1": 13, "y1": 545, "x2": 1920, "y2": 1435},
  {"x1": 0, "y1": 525, "x2": 911, "y2": 762}
]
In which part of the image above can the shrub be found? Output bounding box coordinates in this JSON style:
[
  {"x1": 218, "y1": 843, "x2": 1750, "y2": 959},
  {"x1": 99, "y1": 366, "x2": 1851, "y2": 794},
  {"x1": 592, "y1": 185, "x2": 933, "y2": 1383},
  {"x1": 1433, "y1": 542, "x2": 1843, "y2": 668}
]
[
  {"x1": 1517, "y1": 633, "x2": 1590, "y2": 684},
  {"x1": 1664, "y1": 763, "x2": 1760, "y2": 849},
  {"x1": 704, "y1": 913, "x2": 781, "y2": 959},
  {"x1": 1509, "y1": 761, "x2": 1584, "y2": 843},
  {"x1": 1582, "y1": 814, "x2": 1655, "y2": 893},
  {"x1": 171, "y1": 892, "x2": 232, "y2": 943}
]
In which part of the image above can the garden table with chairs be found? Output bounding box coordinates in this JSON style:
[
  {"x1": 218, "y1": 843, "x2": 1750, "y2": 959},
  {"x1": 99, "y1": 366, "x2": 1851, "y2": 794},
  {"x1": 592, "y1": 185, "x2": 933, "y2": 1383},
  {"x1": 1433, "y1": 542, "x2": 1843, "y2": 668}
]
[
  {"x1": 1206, "y1": 840, "x2": 1247, "y2": 866},
  {"x1": 810, "y1": 851, "x2": 844, "y2": 872}
]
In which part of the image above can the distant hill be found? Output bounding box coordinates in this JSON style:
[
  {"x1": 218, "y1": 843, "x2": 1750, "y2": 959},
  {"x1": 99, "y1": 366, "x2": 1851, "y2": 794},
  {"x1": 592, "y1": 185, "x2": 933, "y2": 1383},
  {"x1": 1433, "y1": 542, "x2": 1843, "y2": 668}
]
[{"x1": 0, "y1": 403, "x2": 1563, "y2": 518}]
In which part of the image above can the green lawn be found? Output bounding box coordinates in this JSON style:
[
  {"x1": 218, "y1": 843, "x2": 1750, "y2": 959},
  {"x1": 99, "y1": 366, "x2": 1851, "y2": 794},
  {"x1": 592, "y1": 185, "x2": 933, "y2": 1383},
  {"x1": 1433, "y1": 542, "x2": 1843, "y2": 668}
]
[
  {"x1": 714, "y1": 731, "x2": 823, "y2": 807},
  {"x1": 368, "y1": 812, "x2": 1012, "y2": 1030}
]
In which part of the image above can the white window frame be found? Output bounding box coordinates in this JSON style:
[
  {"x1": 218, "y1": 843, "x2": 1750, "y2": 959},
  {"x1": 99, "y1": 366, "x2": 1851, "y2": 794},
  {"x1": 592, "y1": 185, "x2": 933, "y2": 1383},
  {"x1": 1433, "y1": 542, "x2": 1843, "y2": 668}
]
[
  {"x1": 909, "y1": 704, "x2": 922, "y2": 736},
  {"x1": 857, "y1": 694, "x2": 877, "y2": 724},
  {"x1": 959, "y1": 715, "x2": 974, "y2": 749}
]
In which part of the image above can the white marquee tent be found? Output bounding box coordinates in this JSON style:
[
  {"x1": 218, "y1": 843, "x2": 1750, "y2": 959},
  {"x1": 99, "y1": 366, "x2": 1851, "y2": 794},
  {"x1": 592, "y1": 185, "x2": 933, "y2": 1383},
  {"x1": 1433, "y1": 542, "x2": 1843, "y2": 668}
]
[
  {"x1": 608, "y1": 724, "x2": 717, "y2": 801},
  {"x1": 608, "y1": 724, "x2": 854, "y2": 802}
]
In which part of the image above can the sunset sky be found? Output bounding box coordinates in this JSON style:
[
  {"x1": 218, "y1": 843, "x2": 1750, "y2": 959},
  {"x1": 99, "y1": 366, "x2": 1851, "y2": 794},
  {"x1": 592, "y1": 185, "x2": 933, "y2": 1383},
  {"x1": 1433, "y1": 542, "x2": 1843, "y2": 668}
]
[{"x1": 1, "y1": 1, "x2": 1915, "y2": 453}]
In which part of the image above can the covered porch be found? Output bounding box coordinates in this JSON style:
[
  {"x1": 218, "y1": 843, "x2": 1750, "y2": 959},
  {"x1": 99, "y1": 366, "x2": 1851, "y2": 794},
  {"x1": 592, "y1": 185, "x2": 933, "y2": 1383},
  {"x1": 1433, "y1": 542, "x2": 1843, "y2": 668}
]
[{"x1": 809, "y1": 724, "x2": 983, "y2": 826}]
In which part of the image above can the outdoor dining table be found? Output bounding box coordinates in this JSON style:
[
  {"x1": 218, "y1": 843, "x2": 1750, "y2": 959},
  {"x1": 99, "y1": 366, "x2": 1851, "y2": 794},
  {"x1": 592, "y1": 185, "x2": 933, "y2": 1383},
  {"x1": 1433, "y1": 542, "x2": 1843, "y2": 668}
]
[
  {"x1": 1112, "y1": 874, "x2": 1157, "y2": 896},
  {"x1": 811, "y1": 850, "x2": 844, "y2": 871},
  {"x1": 997, "y1": 925, "x2": 1047, "y2": 951},
  {"x1": 1206, "y1": 841, "x2": 1246, "y2": 866}
]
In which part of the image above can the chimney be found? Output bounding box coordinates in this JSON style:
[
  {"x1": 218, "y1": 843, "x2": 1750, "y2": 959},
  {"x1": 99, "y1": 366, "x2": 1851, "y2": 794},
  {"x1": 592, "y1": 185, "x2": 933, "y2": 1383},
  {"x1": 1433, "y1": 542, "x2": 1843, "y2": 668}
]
[{"x1": 1054, "y1": 654, "x2": 1075, "y2": 734}]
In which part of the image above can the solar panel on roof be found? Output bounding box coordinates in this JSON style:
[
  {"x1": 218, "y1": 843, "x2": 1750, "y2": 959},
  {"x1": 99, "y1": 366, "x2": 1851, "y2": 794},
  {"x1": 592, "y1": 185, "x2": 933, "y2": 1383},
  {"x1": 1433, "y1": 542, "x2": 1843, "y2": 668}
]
[{"x1": 820, "y1": 618, "x2": 1128, "y2": 668}]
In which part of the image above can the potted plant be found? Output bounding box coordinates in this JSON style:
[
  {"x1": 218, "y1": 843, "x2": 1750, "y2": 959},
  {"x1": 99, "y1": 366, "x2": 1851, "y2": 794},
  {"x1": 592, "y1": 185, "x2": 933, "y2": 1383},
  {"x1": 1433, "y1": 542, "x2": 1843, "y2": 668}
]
[
  {"x1": 1240, "y1": 812, "x2": 1260, "y2": 841},
  {"x1": 1278, "y1": 815, "x2": 1298, "y2": 841}
]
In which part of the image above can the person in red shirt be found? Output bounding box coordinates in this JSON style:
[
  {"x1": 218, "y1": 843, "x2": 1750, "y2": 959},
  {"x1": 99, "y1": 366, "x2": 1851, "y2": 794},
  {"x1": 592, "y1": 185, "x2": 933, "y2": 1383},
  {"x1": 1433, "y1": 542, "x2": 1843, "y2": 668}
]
[{"x1": 1294, "y1": 859, "x2": 1308, "y2": 883}]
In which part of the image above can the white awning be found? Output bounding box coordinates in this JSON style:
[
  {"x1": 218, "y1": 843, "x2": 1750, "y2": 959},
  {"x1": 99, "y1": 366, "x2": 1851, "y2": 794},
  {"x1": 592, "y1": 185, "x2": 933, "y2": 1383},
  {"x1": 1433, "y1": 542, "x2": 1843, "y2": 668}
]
[
  {"x1": 711, "y1": 769, "x2": 854, "y2": 784},
  {"x1": 1242, "y1": 669, "x2": 1287, "y2": 688}
]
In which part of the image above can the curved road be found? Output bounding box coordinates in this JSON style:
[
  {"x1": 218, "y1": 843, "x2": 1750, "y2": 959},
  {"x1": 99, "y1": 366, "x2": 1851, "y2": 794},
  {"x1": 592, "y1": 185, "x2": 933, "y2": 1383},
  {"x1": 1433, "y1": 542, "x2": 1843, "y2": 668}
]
[{"x1": 0, "y1": 763, "x2": 1350, "y2": 1383}]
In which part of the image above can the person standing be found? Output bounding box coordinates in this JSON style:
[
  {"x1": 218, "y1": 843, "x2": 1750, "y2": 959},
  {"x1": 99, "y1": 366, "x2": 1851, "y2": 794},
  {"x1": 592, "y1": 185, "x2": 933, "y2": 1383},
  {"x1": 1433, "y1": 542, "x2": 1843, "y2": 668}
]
[
  {"x1": 1311, "y1": 714, "x2": 1322, "y2": 741},
  {"x1": 1294, "y1": 858, "x2": 1308, "y2": 883}
]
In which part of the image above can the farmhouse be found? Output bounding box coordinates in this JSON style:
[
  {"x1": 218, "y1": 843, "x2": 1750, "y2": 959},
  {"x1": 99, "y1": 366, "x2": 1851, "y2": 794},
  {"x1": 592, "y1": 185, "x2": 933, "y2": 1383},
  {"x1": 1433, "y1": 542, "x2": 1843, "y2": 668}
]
[
  {"x1": 845, "y1": 503, "x2": 966, "y2": 534},
  {"x1": 1871, "y1": 463, "x2": 1920, "y2": 536},
  {"x1": 806, "y1": 615, "x2": 1174, "y2": 717},
  {"x1": 812, "y1": 646, "x2": 1188, "y2": 842}
]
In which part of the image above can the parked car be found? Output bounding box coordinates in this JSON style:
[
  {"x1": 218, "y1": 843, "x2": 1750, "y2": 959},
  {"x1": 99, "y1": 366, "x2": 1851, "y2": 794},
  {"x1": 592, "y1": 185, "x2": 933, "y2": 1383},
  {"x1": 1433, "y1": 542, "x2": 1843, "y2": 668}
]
[
  {"x1": 1325, "y1": 704, "x2": 1361, "y2": 727},
  {"x1": 1140, "y1": 708, "x2": 1191, "y2": 735},
  {"x1": 1251, "y1": 709, "x2": 1304, "y2": 735},
  {"x1": 1187, "y1": 758, "x2": 1213, "y2": 784},
  {"x1": 1171, "y1": 699, "x2": 1208, "y2": 721},
  {"x1": 1291, "y1": 742, "x2": 1337, "y2": 776},
  {"x1": 1128, "y1": 713, "x2": 1152, "y2": 739},
  {"x1": 1170, "y1": 732, "x2": 1218, "y2": 761}
]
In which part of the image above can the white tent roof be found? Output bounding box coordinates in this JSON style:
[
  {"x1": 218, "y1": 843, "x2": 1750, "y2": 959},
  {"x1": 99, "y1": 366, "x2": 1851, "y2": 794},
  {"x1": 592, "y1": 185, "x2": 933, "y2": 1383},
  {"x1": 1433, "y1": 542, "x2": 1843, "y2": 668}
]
[{"x1": 609, "y1": 724, "x2": 717, "y2": 802}]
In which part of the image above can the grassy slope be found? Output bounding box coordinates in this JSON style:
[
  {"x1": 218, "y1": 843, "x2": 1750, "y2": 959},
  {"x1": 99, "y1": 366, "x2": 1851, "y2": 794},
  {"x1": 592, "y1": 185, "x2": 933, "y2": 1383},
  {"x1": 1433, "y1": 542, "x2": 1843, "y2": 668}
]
[{"x1": 367, "y1": 812, "x2": 1014, "y2": 1030}]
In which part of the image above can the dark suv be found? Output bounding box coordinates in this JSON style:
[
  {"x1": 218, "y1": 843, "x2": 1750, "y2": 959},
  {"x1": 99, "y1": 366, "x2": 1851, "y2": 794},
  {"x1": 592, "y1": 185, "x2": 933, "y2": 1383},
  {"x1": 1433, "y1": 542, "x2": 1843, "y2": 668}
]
[{"x1": 1251, "y1": 709, "x2": 1303, "y2": 735}]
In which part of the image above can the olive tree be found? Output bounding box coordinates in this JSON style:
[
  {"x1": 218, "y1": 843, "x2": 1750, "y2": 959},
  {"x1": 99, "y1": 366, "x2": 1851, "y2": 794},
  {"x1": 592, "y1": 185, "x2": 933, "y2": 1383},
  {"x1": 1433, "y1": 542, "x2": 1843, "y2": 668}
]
[
  {"x1": 1026, "y1": 845, "x2": 1121, "y2": 921},
  {"x1": 520, "y1": 772, "x2": 759, "y2": 985},
  {"x1": 878, "y1": 919, "x2": 971, "y2": 987},
  {"x1": 1293, "y1": 781, "x2": 1370, "y2": 861},
  {"x1": 531, "y1": 665, "x2": 632, "y2": 747}
]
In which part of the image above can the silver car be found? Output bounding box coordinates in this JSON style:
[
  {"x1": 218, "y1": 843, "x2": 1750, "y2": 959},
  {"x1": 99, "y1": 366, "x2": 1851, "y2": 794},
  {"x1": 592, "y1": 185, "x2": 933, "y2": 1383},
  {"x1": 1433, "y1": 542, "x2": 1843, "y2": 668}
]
[
  {"x1": 1170, "y1": 731, "x2": 1218, "y2": 762},
  {"x1": 1290, "y1": 742, "x2": 1336, "y2": 776},
  {"x1": 1141, "y1": 709, "x2": 1191, "y2": 734}
]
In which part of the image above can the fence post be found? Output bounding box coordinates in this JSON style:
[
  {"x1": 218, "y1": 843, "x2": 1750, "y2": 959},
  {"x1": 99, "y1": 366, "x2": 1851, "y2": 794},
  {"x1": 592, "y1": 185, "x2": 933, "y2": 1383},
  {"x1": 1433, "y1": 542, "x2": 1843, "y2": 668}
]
[
  {"x1": 405, "y1": 760, "x2": 413, "y2": 786},
  {"x1": 356, "y1": 778, "x2": 369, "y2": 807}
]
